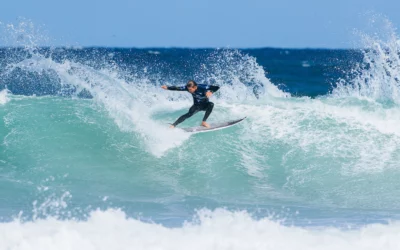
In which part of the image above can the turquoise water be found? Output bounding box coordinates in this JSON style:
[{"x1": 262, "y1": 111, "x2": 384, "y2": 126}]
[
  {"x1": 1, "y1": 19, "x2": 400, "y2": 250},
  {"x1": 2, "y1": 94, "x2": 400, "y2": 224}
]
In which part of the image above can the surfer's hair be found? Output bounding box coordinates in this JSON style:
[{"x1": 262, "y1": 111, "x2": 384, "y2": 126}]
[{"x1": 186, "y1": 80, "x2": 197, "y2": 88}]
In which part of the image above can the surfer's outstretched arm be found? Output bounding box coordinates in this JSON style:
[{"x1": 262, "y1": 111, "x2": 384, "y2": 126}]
[
  {"x1": 205, "y1": 85, "x2": 220, "y2": 98},
  {"x1": 161, "y1": 85, "x2": 186, "y2": 91},
  {"x1": 208, "y1": 86, "x2": 220, "y2": 92}
]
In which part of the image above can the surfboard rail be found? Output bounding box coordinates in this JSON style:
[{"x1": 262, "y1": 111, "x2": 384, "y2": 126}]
[{"x1": 181, "y1": 117, "x2": 246, "y2": 133}]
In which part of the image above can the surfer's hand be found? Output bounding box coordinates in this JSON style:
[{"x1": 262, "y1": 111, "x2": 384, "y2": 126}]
[
  {"x1": 206, "y1": 91, "x2": 212, "y2": 98},
  {"x1": 161, "y1": 85, "x2": 168, "y2": 90}
]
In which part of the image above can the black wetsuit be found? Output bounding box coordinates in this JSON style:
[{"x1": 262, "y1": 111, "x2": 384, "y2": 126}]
[{"x1": 167, "y1": 84, "x2": 220, "y2": 127}]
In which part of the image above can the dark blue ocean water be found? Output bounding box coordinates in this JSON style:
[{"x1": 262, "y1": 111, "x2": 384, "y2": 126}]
[{"x1": 0, "y1": 47, "x2": 362, "y2": 98}]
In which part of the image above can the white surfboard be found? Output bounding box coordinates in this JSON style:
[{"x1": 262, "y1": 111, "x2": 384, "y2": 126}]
[{"x1": 181, "y1": 117, "x2": 246, "y2": 133}]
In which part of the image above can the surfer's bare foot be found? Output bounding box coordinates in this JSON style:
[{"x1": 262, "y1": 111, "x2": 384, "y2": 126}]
[
  {"x1": 169, "y1": 125, "x2": 175, "y2": 129},
  {"x1": 201, "y1": 121, "x2": 210, "y2": 128}
]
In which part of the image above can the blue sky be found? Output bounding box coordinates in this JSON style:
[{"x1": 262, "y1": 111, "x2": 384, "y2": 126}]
[{"x1": 1, "y1": 0, "x2": 400, "y2": 48}]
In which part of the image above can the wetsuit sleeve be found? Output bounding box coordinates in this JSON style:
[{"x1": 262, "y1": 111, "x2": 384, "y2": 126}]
[
  {"x1": 167, "y1": 86, "x2": 187, "y2": 91},
  {"x1": 207, "y1": 85, "x2": 220, "y2": 93}
]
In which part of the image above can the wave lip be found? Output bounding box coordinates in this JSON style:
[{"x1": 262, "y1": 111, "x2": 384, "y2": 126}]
[{"x1": 1, "y1": 209, "x2": 400, "y2": 250}]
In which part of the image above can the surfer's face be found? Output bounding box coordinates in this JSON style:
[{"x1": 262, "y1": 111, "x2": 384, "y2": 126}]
[{"x1": 187, "y1": 85, "x2": 197, "y2": 93}]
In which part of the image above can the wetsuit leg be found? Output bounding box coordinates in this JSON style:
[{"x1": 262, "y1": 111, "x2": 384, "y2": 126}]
[
  {"x1": 172, "y1": 105, "x2": 200, "y2": 126},
  {"x1": 202, "y1": 102, "x2": 214, "y2": 121}
]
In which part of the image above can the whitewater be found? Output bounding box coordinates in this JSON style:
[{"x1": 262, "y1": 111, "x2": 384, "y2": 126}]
[{"x1": 1, "y1": 18, "x2": 400, "y2": 249}]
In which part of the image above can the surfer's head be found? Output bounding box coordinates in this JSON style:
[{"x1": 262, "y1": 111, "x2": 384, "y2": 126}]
[{"x1": 186, "y1": 80, "x2": 198, "y2": 93}]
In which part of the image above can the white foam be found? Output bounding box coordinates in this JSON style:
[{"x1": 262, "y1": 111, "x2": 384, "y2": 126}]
[
  {"x1": 0, "y1": 89, "x2": 10, "y2": 105},
  {"x1": 302, "y1": 61, "x2": 311, "y2": 67},
  {"x1": 148, "y1": 50, "x2": 160, "y2": 55},
  {"x1": 254, "y1": 102, "x2": 398, "y2": 177},
  {"x1": 1, "y1": 209, "x2": 399, "y2": 250}
]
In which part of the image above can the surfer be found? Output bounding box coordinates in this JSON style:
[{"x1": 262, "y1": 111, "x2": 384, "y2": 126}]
[{"x1": 161, "y1": 80, "x2": 220, "y2": 128}]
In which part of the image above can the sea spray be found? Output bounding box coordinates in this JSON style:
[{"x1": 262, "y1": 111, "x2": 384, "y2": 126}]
[{"x1": 332, "y1": 16, "x2": 400, "y2": 105}]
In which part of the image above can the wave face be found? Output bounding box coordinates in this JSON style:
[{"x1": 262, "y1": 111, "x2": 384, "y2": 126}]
[{"x1": 1, "y1": 19, "x2": 400, "y2": 249}]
